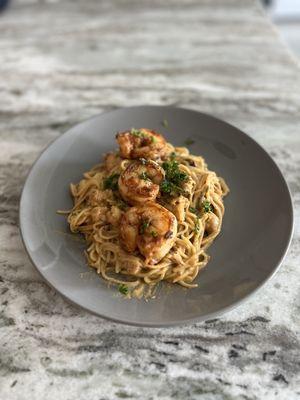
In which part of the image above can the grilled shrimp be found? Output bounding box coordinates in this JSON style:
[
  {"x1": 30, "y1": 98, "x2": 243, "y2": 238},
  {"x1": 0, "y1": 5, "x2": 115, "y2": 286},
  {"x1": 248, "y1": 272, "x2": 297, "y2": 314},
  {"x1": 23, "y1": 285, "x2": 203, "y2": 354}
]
[
  {"x1": 119, "y1": 202, "x2": 177, "y2": 265},
  {"x1": 118, "y1": 159, "x2": 165, "y2": 205},
  {"x1": 116, "y1": 128, "x2": 167, "y2": 160}
]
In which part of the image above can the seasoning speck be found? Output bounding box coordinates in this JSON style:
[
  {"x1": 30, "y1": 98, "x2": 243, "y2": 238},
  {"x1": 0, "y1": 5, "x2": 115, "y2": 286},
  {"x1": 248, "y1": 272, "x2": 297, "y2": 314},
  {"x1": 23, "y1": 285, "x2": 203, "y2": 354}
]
[
  {"x1": 118, "y1": 284, "x2": 129, "y2": 295},
  {"x1": 162, "y1": 119, "x2": 169, "y2": 128},
  {"x1": 165, "y1": 230, "x2": 173, "y2": 239},
  {"x1": 184, "y1": 138, "x2": 195, "y2": 146}
]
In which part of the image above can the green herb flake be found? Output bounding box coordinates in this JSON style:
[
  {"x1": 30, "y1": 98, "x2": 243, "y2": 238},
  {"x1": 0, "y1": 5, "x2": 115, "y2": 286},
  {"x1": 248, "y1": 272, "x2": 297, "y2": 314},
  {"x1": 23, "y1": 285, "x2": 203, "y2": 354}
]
[
  {"x1": 150, "y1": 136, "x2": 157, "y2": 143},
  {"x1": 202, "y1": 200, "x2": 213, "y2": 213},
  {"x1": 103, "y1": 173, "x2": 120, "y2": 191},
  {"x1": 140, "y1": 219, "x2": 150, "y2": 234},
  {"x1": 160, "y1": 180, "x2": 183, "y2": 196},
  {"x1": 160, "y1": 180, "x2": 172, "y2": 195},
  {"x1": 162, "y1": 160, "x2": 187, "y2": 185},
  {"x1": 160, "y1": 160, "x2": 187, "y2": 197},
  {"x1": 194, "y1": 218, "x2": 200, "y2": 233},
  {"x1": 170, "y1": 152, "x2": 176, "y2": 161},
  {"x1": 162, "y1": 119, "x2": 169, "y2": 128},
  {"x1": 151, "y1": 230, "x2": 158, "y2": 238},
  {"x1": 184, "y1": 138, "x2": 195, "y2": 146},
  {"x1": 118, "y1": 284, "x2": 129, "y2": 295},
  {"x1": 130, "y1": 128, "x2": 145, "y2": 138},
  {"x1": 189, "y1": 206, "x2": 198, "y2": 214},
  {"x1": 139, "y1": 172, "x2": 149, "y2": 180}
]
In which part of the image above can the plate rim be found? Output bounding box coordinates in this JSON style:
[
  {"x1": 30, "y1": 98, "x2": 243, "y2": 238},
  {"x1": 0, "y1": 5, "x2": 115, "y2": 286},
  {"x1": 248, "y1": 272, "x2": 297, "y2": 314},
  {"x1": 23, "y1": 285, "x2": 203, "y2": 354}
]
[{"x1": 19, "y1": 105, "x2": 294, "y2": 327}]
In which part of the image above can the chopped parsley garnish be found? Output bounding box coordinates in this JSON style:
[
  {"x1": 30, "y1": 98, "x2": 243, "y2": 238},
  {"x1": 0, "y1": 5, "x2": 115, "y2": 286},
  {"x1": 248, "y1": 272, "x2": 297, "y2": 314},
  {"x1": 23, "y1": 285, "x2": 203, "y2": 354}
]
[
  {"x1": 139, "y1": 172, "x2": 150, "y2": 180},
  {"x1": 151, "y1": 230, "x2": 158, "y2": 238},
  {"x1": 118, "y1": 284, "x2": 129, "y2": 295},
  {"x1": 162, "y1": 119, "x2": 169, "y2": 128},
  {"x1": 190, "y1": 206, "x2": 201, "y2": 231},
  {"x1": 189, "y1": 206, "x2": 198, "y2": 215},
  {"x1": 160, "y1": 180, "x2": 183, "y2": 196},
  {"x1": 131, "y1": 128, "x2": 155, "y2": 143},
  {"x1": 184, "y1": 138, "x2": 195, "y2": 146},
  {"x1": 140, "y1": 219, "x2": 150, "y2": 234},
  {"x1": 103, "y1": 173, "x2": 120, "y2": 191},
  {"x1": 189, "y1": 201, "x2": 212, "y2": 216},
  {"x1": 160, "y1": 180, "x2": 173, "y2": 195},
  {"x1": 160, "y1": 160, "x2": 187, "y2": 196},
  {"x1": 162, "y1": 160, "x2": 187, "y2": 185},
  {"x1": 170, "y1": 151, "x2": 176, "y2": 160},
  {"x1": 130, "y1": 128, "x2": 145, "y2": 138},
  {"x1": 202, "y1": 200, "x2": 213, "y2": 213}
]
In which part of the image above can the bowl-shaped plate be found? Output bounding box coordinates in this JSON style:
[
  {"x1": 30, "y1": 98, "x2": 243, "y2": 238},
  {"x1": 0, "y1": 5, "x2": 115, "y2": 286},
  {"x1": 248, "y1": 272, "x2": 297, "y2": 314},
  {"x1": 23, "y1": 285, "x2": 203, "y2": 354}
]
[{"x1": 19, "y1": 106, "x2": 293, "y2": 326}]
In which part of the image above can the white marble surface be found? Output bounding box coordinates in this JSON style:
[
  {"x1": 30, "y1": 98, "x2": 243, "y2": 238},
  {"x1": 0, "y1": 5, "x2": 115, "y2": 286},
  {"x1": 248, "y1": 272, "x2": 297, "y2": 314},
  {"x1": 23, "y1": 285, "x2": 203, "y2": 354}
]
[{"x1": 0, "y1": 0, "x2": 300, "y2": 399}]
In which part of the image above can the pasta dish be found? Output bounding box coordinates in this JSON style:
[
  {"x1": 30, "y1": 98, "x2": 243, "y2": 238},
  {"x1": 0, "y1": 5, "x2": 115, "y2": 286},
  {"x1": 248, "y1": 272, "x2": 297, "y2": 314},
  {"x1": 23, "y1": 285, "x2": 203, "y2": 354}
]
[{"x1": 62, "y1": 128, "x2": 229, "y2": 298}]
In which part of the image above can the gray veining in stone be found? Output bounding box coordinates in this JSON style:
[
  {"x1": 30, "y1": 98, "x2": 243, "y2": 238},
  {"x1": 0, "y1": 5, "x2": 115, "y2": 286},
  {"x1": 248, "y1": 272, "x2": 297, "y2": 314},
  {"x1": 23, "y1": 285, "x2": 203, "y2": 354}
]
[{"x1": 0, "y1": 0, "x2": 300, "y2": 399}]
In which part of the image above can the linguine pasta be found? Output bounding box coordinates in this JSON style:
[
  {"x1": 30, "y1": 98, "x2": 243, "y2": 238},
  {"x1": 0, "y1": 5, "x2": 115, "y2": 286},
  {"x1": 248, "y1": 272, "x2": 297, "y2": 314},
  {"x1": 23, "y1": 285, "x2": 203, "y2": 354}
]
[{"x1": 62, "y1": 131, "x2": 229, "y2": 298}]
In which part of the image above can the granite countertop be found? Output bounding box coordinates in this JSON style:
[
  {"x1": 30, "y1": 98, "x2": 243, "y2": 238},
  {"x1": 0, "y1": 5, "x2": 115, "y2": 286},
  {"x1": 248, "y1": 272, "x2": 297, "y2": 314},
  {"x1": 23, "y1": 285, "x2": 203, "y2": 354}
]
[{"x1": 0, "y1": 0, "x2": 300, "y2": 399}]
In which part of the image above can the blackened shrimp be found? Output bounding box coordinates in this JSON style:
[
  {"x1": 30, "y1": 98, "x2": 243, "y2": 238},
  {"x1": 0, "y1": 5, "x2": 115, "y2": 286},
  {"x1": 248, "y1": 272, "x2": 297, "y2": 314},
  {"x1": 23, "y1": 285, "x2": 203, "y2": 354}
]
[
  {"x1": 116, "y1": 128, "x2": 167, "y2": 160},
  {"x1": 119, "y1": 202, "x2": 177, "y2": 265},
  {"x1": 118, "y1": 159, "x2": 165, "y2": 205}
]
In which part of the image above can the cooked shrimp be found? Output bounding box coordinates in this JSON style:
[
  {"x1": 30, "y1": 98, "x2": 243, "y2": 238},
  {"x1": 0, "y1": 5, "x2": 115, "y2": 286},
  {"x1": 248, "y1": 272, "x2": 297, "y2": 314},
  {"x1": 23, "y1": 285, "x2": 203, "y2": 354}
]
[
  {"x1": 119, "y1": 202, "x2": 177, "y2": 264},
  {"x1": 118, "y1": 159, "x2": 165, "y2": 205},
  {"x1": 116, "y1": 128, "x2": 167, "y2": 160}
]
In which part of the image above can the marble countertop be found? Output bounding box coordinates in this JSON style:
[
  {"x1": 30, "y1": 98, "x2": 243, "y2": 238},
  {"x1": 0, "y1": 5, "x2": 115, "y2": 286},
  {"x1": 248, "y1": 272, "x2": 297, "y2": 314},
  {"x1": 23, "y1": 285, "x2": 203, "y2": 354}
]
[{"x1": 0, "y1": 0, "x2": 300, "y2": 398}]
